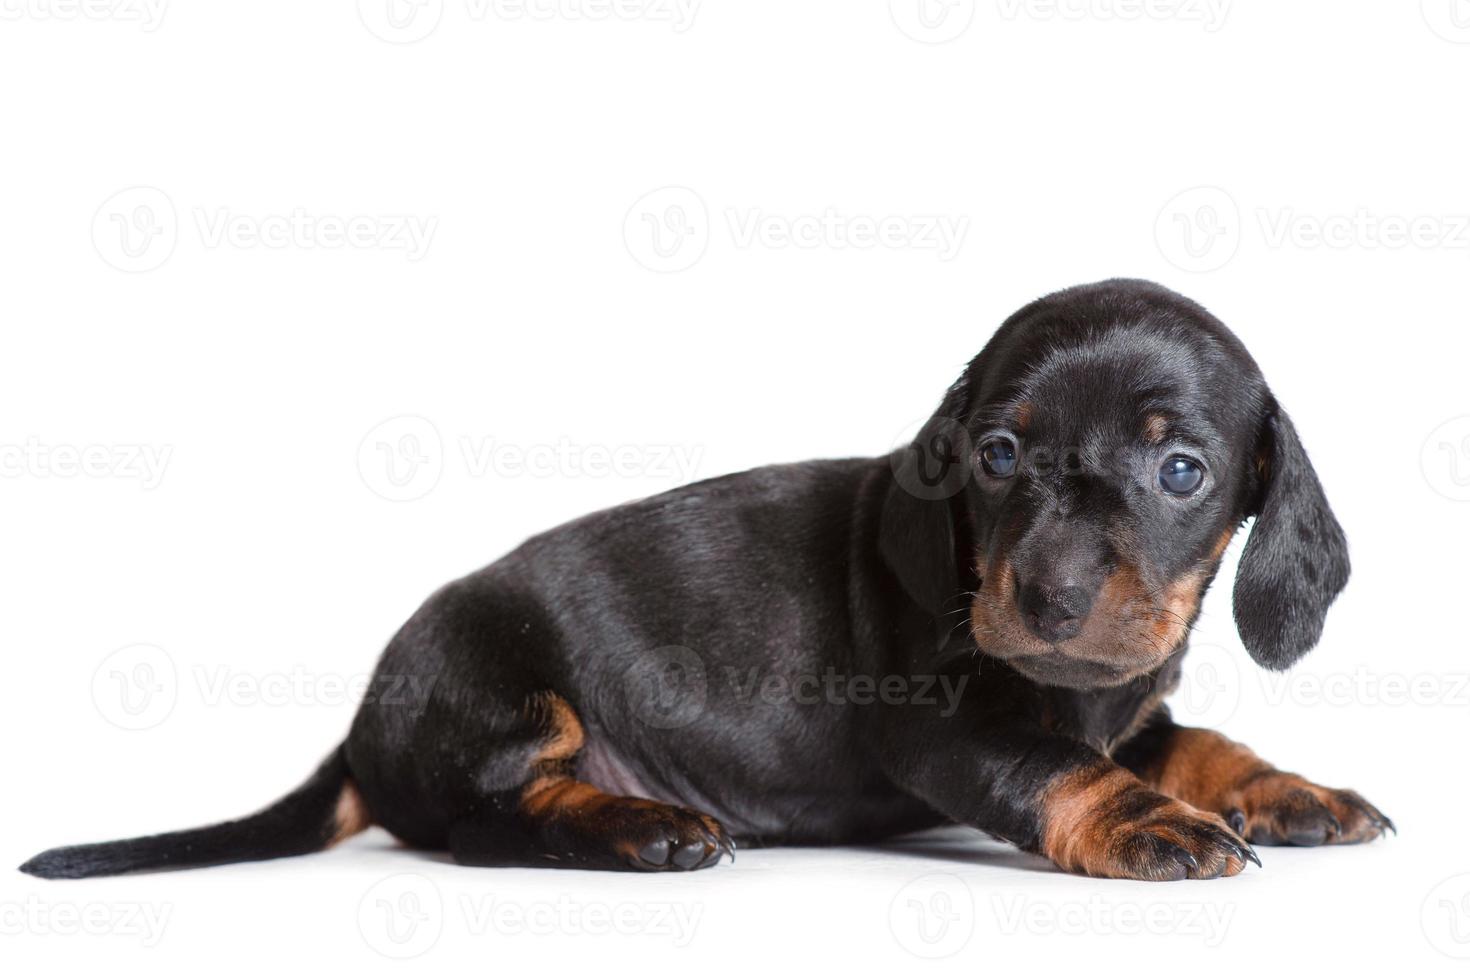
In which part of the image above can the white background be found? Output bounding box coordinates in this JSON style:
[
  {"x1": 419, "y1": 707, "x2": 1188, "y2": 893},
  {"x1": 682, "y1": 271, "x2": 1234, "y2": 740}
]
[{"x1": 3, "y1": 1, "x2": 1469, "y2": 976}]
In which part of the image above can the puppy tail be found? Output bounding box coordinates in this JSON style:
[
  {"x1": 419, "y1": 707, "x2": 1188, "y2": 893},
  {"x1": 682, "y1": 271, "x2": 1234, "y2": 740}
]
[{"x1": 18, "y1": 744, "x2": 371, "y2": 879}]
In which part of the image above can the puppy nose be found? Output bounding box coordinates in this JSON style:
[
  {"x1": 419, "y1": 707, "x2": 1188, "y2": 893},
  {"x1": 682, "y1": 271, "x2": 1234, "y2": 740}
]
[{"x1": 1017, "y1": 581, "x2": 1094, "y2": 643}]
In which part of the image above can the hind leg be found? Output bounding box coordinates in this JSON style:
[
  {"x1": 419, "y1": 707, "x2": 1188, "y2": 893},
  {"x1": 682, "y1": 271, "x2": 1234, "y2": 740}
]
[
  {"x1": 451, "y1": 780, "x2": 735, "y2": 872},
  {"x1": 448, "y1": 693, "x2": 734, "y2": 872},
  {"x1": 349, "y1": 579, "x2": 733, "y2": 871}
]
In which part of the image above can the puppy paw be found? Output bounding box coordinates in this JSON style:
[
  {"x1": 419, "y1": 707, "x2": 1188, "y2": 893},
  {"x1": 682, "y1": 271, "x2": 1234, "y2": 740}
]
[
  {"x1": 516, "y1": 779, "x2": 736, "y2": 872},
  {"x1": 617, "y1": 803, "x2": 737, "y2": 871},
  {"x1": 1094, "y1": 799, "x2": 1257, "y2": 880},
  {"x1": 1225, "y1": 775, "x2": 1393, "y2": 846},
  {"x1": 1044, "y1": 768, "x2": 1258, "y2": 881}
]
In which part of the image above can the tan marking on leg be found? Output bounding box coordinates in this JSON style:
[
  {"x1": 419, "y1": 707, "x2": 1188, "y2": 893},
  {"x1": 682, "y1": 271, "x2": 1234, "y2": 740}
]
[
  {"x1": 519, "y1": 692, "x2": 594, "y2": 814},
  {"x1": 1041, "y1": 764, "x2": 1139, "y2": 875},
  {"x1": 328, "y1": 779, "x2": 373, "y2": 846},
  {"x1": 521, "y1": 777, "x2": 610, "y2": 817},
  {"x1": 1136, "y1": 728, "x2": 1271, "y2": 811},
  {"x1": 1041, "y1": 762, "x2": 1249, "y2": 880},
  {"x1": 1136, "y1": 727, "x2": 1390, "y2": 845},
  {"x1": 534, "y1": 692, "x2": 586, "y2": 764}
]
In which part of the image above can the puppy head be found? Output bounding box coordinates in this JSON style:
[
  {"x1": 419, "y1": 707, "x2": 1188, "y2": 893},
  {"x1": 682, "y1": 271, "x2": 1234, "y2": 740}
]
[{"x1": 882, "y1": 279, "x2": 1348, "y2": 689}]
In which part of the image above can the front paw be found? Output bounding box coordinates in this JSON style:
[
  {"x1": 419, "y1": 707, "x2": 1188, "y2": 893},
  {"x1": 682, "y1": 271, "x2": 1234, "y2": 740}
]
[
  {"x1": 1044, "y1": 770, "x2": 1258, "y2": 881},
  {"x1": 1225, "y1": 774, "x2": 1393, "y2": 846}
]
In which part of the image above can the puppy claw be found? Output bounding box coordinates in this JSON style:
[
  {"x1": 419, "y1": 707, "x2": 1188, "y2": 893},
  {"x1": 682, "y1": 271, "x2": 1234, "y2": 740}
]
[
  {"x1": 714, "y1": 826, "x2": 737, "y2": 864},
  {"x1": 1222, "y1": 835, "x2": 1262, "y2": 869},
  {"x1": 1342, "y1": 792, "x2": 1395, "y2": 835},
  {"x1": 1168, "y1": 843, "x2": 1200, "y2": 877}
]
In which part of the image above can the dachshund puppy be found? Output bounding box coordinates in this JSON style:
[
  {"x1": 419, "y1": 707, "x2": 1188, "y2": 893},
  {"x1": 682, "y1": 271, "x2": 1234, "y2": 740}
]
[{"x1": 22, "y1": 278, "x2": 1391, "y2": 882}]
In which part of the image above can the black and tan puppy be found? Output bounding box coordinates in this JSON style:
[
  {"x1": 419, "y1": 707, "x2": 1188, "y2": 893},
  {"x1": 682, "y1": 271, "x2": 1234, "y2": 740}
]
[{"x1": 22, "y1": 279, "x2": 1391, "y2": 882}]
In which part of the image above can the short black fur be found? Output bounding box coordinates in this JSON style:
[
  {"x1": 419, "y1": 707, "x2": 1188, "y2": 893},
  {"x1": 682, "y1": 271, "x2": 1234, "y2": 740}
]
[{"x1": 20, "y1": 279, "x2": 1366, "y2": 880}]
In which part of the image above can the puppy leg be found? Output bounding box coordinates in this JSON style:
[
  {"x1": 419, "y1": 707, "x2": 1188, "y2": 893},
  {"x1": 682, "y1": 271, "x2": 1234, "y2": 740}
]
[
  {"x1": 1036, "y1": 760, "x2": 1256, "y2": 880},
  {"x1": 1116, "y1": 712, "x2": 1393, "y2": 846},
  {"x1": 452, "y1": 780, "x2": 733, "y2": 872},
  {"x1": 348, "y1": 581, "x2": 733, "y2": 872},
  {"x1": 874, "y1": 701, "x2": 1255, "y2": 880},
  {"x1": 447, "y1": 693, "x2": 733, "y2": 872}
]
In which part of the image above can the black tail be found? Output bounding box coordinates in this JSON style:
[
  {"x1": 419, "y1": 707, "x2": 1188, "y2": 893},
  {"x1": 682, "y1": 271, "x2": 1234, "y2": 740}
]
[{"x1": 19, "y1": 745, "x2": 370, "y2": 879}]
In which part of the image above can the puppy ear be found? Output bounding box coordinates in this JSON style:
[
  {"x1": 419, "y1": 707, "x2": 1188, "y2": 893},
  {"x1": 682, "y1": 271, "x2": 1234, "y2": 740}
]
[
  {"x1": 879, "y1": 466, "x2": 959, "y2": 618},
  {"x1": 1232, "y1": 402, "x2": 1350, "y2": 670},
  {"x1": 879, "y1": 369, "x2": 974, "y2": 619}
]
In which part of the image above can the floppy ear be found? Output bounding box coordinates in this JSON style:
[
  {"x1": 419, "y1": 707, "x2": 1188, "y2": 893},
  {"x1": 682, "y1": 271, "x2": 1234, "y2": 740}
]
[
  {"x1": 879, "y1": 367, "x2": 974, "y2": 620},
  {"x1": 1232, "y1": 401, "x2": 1350, "y2": 670},
  {"x1": 878, "y1": 472, "x2": 959, "y2": 619}
]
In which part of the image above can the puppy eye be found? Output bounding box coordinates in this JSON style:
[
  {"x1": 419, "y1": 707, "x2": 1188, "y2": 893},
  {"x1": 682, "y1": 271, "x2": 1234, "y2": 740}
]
[
  {"x1": 1158, "y1": 456, "x2": 1204, "y2": 496},
  {"x1": 979, "y1": 438, "x2": 1018, "y2": 478}
]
